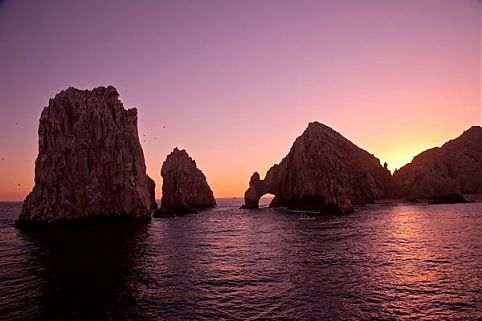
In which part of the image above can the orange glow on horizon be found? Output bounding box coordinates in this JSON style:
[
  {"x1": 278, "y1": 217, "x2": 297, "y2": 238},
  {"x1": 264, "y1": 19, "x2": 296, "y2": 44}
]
[
  {"x1": 0, "y1": 0, "x2": 480, "y2": 201},
  {"x1": 1, "y1": 119, "x2": 480, "y2": 201},
  {"x1": 1, "y1": 123, "x2": 481, "y2": 201},
  {"x1": 383, "y1": 145, "x2": 435, "y2": 173}
]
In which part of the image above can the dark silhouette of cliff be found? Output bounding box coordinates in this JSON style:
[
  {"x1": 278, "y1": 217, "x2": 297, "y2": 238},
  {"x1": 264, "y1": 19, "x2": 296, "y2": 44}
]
[
  {"x1": 393, "y1": 126, "x2": 482, "y2": 201},
  {"x1": 16, "y1": 86, "x2": 156, "y2": 227},
  {"x1": 242, "y1": 122, "x2": 392, "y2": 214},
  {"x1": 154, "y1": 148, "x2": 216, "y2": 216}
]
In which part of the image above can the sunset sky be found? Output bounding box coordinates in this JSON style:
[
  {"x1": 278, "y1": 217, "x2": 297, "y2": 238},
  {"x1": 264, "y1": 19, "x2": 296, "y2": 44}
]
[{"x1": 0, "y1": 0, "x2": 480, "y2": 200}]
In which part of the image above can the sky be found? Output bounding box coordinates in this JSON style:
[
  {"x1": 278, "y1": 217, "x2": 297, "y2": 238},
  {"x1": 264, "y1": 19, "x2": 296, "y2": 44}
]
[{"x1": 0, "y1": 0, "x2": 481, "y2": 200}]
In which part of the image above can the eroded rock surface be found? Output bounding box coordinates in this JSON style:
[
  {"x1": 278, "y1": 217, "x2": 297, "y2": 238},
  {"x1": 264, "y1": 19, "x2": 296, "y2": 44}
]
[
  {"x1": 242, "y1": 122, "x2": 392, "y2": 214},
  {"x1": 16, "y1": 86, "x2": 157, "y2": 227},
  {"x1": 155, "y1": 148, "x2": 216, "y2": 216},
  {"x1": 393, "y1": 126, "x2": 482, "y2": 202}
]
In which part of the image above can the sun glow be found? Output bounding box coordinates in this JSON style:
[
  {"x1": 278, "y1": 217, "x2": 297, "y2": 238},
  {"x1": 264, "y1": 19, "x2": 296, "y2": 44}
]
[
  {"x1": 377, "y1": 139, "x2": 443, "y2": 173},
  {"x1": 381, "y1": 147, "x2": 427, "y2": 172}
]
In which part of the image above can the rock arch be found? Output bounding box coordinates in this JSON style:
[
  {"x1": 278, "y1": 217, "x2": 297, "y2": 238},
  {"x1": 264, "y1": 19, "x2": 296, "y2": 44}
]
[
  {"x1": 242, "y1": 172, "x2": 271, "y2": 209},
  {"x1": 241, "y1": 122, "x2": 394, "y2": 214}
]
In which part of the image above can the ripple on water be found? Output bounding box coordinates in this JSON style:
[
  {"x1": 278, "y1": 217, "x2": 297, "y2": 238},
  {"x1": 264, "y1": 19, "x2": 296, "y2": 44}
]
[{"x1": 0, "y1": 200, "x2": 481, "y2": 320}]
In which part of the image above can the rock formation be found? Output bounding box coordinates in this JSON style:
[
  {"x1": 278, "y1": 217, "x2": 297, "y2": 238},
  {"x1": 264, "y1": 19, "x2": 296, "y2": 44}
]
[
  {"x1": 393, "y1": 126, "x2": 482, "y2": 202},
  {"x1": 16, "y1": 86, "x2": 157, "y2": 228},
  {"x1": 154, "y1": 148, "x2": 216, "y2": 216},
  {"x1": 242, "y1": 122, "x2": 392, "y2": 214}
]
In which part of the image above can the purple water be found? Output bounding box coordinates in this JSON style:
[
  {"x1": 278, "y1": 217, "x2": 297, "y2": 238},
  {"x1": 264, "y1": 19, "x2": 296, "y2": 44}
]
[{"x1": 0, "y1": 199, "x2": 481, "y2": 320}]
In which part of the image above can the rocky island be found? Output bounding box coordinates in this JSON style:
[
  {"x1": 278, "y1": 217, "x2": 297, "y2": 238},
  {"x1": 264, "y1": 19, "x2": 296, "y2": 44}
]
[
  {"x1": 393, "y1": 126, "x2": 482, "y2": 203},
  {"x1": 242, "y1": 122, "x2": 393, "y2": 214},
  {"x1": 15, "y1": 86, "x2": 157, "y2": 228},
  {"x1": 154, "y1": 148, "x2": 216, "y2": 216}
]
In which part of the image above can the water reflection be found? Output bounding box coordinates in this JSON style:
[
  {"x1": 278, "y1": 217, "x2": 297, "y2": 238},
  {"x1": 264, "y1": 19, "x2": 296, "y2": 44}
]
[
  {"x1": 368, "y1": 204, "x2": 482, "y2": 319},
  {"x1": 20, "y1": 222, "x2": 149, "y2": 321},
  {"x1": 0, "y1": 200, "x2": 481, "y2": 320}
]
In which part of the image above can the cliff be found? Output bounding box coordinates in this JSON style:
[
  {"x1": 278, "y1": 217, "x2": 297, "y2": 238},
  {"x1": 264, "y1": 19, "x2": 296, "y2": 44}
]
[
  {"x1": 242, "y1": 122, "x2": 392, "y2": 214},
  {"x1": 393, "y1": 126, "x2": 482, "y2": 201},
  {"x1": 16, "y1": 86, "x2": 157, "y2": 227}
]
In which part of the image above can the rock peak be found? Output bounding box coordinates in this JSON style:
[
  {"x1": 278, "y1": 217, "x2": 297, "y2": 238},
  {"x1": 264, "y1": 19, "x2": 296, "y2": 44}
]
[
  {"x1": 242, "y1": 121, "x2": 392, "y2": 213},
  {"x1": 156, "y1": 149, "x2": 216, "y2": 215},
  {"x1": 305, "y1": 121, "x2": 333, "y2": 133},
  {"x1": 58, "y1": 85, "x2": 119, "y2": 98},
  {"x1": 166, "y1": 147, "x2": 197, "y2": 168},
  {"x1": 456, "y1": 125, "x2": 482, "y2": 140},
  {"x1": 467, "y1": 125, "x2": 482, "y2": 131},
  {"x1": 307, "y1": 120, "x2": 322, "y2": 128},
  {"x1": 171, "y1": 147, "x2": 188, "y2": 156}
]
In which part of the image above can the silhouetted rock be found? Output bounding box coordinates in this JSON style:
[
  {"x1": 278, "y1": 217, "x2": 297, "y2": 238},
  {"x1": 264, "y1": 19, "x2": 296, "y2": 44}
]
[
  {"x1": 242, "y1": 122, "x2": 392, "y2": 214},
  {"x1": 16, "y1": 86, "x2": 157, "y2": 228},
  {"x1": 241, "y1": 172, "x2": 264, "y2": 209},
  {"x1": 146, "y1": 176, "x2": 157, "y2": 210},
  {"x1": 393, "y1": 126, "x2": 482, "y2": 202},
  {"x1": 154, "y1": 148, "x2": 215, "y2": 216}
]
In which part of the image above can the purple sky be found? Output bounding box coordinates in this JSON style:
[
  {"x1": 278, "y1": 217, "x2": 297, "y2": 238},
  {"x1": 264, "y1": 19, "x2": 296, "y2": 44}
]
[{"x1": 0, "y1": 0, "x2": 480, "y2": 200}]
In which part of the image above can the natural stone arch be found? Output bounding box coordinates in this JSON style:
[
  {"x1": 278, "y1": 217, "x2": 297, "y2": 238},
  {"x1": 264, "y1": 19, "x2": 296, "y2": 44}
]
[
  {"x1": 241, "y1": 172, "x2": 275, "y2": 209},
  {"x1": 240, "y1": 122, "x2": 396, "y2": 214}
]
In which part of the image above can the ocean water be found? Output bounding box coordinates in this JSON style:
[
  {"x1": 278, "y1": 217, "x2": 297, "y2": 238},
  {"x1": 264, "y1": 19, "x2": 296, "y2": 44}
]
[{"x1": 0, "y1": 199, "x2": 481, "y2": 321}]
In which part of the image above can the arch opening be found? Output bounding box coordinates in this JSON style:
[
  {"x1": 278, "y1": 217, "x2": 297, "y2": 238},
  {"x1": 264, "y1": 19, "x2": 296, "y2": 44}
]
[{"x1": 258, "y1": 193, "x2": 275, "y2": 208}]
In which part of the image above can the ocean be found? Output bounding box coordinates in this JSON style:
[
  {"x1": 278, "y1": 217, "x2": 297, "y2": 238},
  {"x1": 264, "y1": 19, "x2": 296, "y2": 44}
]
[{"x1": 0, "y1": 199, "x2": 481, "y2": 320}]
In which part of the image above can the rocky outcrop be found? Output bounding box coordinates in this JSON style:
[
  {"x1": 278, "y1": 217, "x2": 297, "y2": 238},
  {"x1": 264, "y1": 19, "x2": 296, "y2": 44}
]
[
  {"x1": 154, "y1": 148, "x2": 216, "y2": 216},
  {"x1": 16, "y1": 86, "x2": 157, "y2": 228},
  {"x1": 393, "y1": 126, "x2": 482, "y2": 202},
  {"x1": 242, "y1": 122, "x2": 392, "y2": 214}
]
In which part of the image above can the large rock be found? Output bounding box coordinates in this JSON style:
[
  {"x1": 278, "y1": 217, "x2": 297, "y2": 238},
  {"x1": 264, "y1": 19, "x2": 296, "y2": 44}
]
[
  {"x1": 242, "y1": 122, "x2": 392, "y2": 214},
  {"x1": 155, "y1": 148, "x2": 216, "y2": 216},
  {"x1": 393, "y1": 126, "x2": 482, "y2": 201},
  {"x1": 16, "y1": 86, "x2": 157, "y2": 228}
]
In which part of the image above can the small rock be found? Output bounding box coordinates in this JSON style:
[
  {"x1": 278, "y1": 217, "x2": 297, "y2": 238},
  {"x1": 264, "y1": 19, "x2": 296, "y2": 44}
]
[{"x1": 155, "y1": 148, "x2": 215, "y2": 216}]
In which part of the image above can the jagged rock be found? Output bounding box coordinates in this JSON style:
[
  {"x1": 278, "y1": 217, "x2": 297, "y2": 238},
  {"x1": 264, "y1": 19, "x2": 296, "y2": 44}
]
[
  {"x1": 154, "y1": 148, "x2": 216, "y2": 216},
  {"x1": 241, "y1": 172, "x2": 264, "y2": 209},
  {"x1": 146, "y1": 176, "x2": 157, "y2": 210},
  {"x1": 242, "y1": 122, "x2": 392, "y2": 214},
  {"x1": 393, "y1": 126, "x2": 482, "y2": 202},
  {"x1": 16, "y1": 86, "x2": 157, "y2": 228}
]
